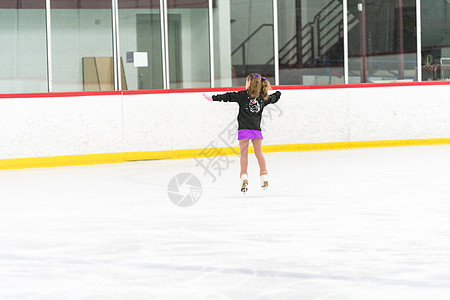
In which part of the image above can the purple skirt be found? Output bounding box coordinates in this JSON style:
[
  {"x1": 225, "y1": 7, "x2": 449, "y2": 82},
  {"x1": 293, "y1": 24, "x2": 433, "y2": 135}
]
[{"x1": 238, "y1": 129, "x2": 263, "y2": 140}]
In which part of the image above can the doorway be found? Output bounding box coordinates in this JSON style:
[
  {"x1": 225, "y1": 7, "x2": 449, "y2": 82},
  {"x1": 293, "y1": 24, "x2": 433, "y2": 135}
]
[{"x1": 136, "y1": 14, "x2": 182, "y2": 89}]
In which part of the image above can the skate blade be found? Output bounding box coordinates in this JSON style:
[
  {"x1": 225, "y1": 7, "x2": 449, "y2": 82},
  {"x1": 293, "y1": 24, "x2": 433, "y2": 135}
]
[
  {"x1": 261, "y1": 181, "x2": 268, "y2": 191},
  {"x1": 241, "y1": 180, "x2": 248, "y2": 193}
]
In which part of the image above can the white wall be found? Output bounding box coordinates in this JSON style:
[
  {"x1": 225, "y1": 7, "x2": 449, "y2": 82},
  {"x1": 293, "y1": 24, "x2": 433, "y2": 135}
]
[
  {"x1": 119, "y1": 8, "x2": 210, "y2": 90},
  {"x1": 1, "y1": 84, "x2": 450, "y2": 162},
  {"x1": 0, "y1": 8, "x2": 211, "y2": 93},
  {"x1": 172, "y1": 8, "x2": 210, "y2": 88},
  {"x1": 118, "y1": 9, "x2": 150, "y2": 90},
  {"x1": 51, "y1": 9, "x2": 113, "y2": 92},
  {"x1": 0, "y1": 9, "x2": 48, "y2": 93}
]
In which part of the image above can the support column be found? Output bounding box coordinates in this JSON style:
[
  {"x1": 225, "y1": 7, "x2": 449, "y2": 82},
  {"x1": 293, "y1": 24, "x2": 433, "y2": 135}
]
[
  {"x1": 398, "y1": 0, "x2": 405, "y2": 80},
  {"x1": 273, "y1": 0, "x2": 280, "y2": 85},
  {"x1": 295, "y1": 0, "x2": 303, "y2": 84},
  {"x1": 416, "y1": 0, "x2": 422, "y2": 82},
  {"x1": 208, "y1": 0, "x2": 215, "y2": 88},
  {"x1": 343, "y1": 0, "x2": 349, "y2": 84},
  {"x1": 160, "y1": 0, "x2": 169, "y2": 89},
  {"x1": 45, "y1": 0, "x2": 53, "y2": 92},
  {"x1": 358, "y1": 0, "x2": 367, "y2": 83},
  {"x1": 111, "y1": 0, "x2": 121, "y2": 90}
]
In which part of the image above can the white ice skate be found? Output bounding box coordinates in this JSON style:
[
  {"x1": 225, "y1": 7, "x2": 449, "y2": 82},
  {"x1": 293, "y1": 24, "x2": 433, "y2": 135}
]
[
  {"x1": 240, "y1": 174, "x2": 248, "y2": 193},
  {"x1": 260, "y1": 174, "x2": 269, "y2": 190}
]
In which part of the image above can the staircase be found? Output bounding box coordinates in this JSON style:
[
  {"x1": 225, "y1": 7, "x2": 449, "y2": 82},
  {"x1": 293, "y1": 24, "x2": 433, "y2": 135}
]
[
  {"x1": 231, "y1": 23, "x2": 275, "y2": 78},
  {"x1": 232, "y1": 0, "x2": 359, "y2": 78}
]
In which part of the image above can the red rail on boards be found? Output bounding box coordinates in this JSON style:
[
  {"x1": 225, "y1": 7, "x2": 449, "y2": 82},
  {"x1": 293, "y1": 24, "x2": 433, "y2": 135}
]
[
  {"x1": 1, "y1": 81, "x2": 450, "y2": 99},
  {"x1": 0, "y1": 90, "x2": 122, "y2": 99}
]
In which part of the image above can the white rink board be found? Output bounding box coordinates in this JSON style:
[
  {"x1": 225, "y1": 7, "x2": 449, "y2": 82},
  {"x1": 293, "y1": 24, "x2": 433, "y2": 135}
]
[
  {"x1": 349, "y1": 85, "x2": 450, "y2": 141},
  {"x1": 0, "y1": 95, "x2": 123, "y2": 159},
  {"x1": 1, "y1": 84, "x2": 450, "y2": 160}
]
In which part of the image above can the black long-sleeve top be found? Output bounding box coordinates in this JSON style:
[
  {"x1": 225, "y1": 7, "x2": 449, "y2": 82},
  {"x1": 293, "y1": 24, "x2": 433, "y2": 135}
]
[{"x1": 212, "y1": 90, "x2": 281, "y2": 131}]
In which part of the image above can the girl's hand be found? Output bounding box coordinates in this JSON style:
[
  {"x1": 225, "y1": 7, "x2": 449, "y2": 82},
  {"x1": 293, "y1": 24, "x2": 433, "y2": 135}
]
[{"x1": 202, "y1": 93, "x2": 213, "y2": 102}]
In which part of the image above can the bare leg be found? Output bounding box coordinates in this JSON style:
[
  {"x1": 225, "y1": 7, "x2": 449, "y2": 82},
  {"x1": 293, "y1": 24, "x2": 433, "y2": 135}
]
[
  {"x1": 239, "y1": 139, "x2": 250, "y2": 177},
  {"x1": 251, "y1": 138, "x2": 268, "y2": 176}
]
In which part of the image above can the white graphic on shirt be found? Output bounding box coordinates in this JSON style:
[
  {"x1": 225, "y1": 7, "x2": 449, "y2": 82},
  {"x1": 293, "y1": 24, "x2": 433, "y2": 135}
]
[{"x1": 249, "y1": 99, "x2": 261, "y2": 113}]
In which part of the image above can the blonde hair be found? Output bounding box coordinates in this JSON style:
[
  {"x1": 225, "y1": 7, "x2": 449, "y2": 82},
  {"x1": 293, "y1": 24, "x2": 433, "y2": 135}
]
[{"x1": 246, "y1": 73, "x2": 271, "y2": 100}]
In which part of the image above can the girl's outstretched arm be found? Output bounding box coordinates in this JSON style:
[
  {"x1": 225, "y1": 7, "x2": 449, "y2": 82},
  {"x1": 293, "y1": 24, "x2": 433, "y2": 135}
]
[
  {"x1": 208, "y1": 91, "x2": 244, "y2": 103},
  {"x1": 264, "y1": 91, "x2": 281, "y2": 106},
  {"x1": 202, "y1": 93, "x2": 213, "y2": 101}
]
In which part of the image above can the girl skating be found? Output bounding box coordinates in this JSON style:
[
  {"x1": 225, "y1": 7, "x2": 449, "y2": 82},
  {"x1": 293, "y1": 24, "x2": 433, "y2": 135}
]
[{"x1": 203, "y1": 74, "x2": 281, "y2": 193}]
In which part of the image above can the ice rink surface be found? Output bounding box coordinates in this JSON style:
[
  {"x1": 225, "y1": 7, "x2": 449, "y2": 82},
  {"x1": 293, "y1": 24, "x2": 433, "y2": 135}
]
[{"x1": 1, "y1": 145, "x2": 450, "y2": 299}]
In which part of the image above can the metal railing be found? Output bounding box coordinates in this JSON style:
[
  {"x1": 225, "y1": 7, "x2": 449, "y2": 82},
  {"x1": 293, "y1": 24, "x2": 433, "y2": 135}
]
[
  {"x1": 231, "y1": 24, "x2": 274, "y2": 76},
  {"x1": 231, "y1": 0, "x2": 359, "y2": 73},
  {"x1": 273, "y1": 0, "x2": 358, "y2": 67}
]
